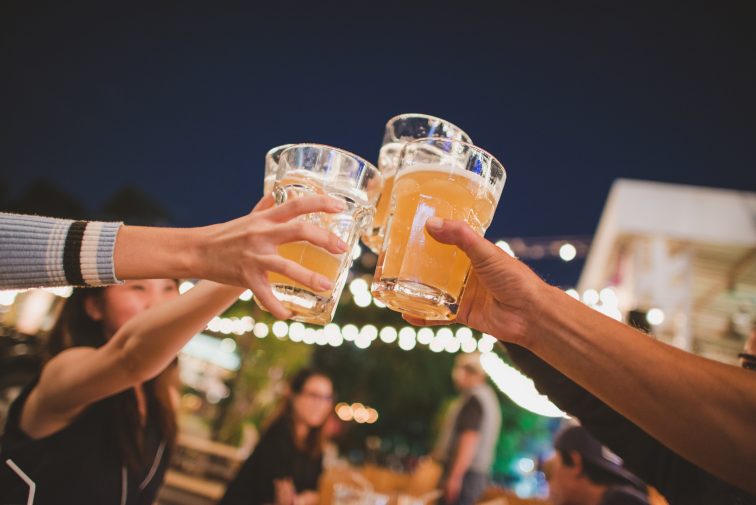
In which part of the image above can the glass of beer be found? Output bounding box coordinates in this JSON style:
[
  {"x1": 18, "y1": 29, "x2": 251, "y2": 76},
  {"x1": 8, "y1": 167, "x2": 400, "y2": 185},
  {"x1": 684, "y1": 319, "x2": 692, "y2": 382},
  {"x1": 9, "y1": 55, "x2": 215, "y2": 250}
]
[
  {"x1": 257, "y1": 143, "x2": 381, "y2": 325},
  {"x1": 360, "y1": 113, "x2": 471, "y2": 254},
  {"x1": 371, "y1": 138, "x2": 506, "y2": 321},
  {"x1": 264, "y1": 144, "x2": 294, "y2": 195}
]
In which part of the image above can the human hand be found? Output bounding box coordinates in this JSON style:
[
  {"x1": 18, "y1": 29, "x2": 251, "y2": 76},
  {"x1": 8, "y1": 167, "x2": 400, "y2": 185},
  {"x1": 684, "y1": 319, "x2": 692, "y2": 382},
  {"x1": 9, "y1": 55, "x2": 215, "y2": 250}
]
[
  {"x1": 403, "y1": 217, "x2": 551, "y2": 346},
  {"x1": 194, "y1": 194, "x2": 348, "y2": 319},
  {"x1": 294, "y1": 490, "x2": 319, "y2": 505},
  {"x1": 274, "y1": 478, "x2": 296, "y2": 505},
  {"x1": 443, "y1": 473, "x2": 463, "y2": 504}
]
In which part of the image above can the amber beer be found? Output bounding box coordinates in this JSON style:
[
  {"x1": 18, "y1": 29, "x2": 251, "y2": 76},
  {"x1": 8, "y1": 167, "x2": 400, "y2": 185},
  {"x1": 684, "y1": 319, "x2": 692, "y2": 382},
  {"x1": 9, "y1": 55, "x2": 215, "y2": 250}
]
[
  {"x1": 268, "y1": 241, "x2": 343, "y2": 295},
  {"x1": 361, "y1": 114, "x2": 471, "y2": 254},
  {"x1": 372, "y1": 140, "x2": 506, "y2": 321}
]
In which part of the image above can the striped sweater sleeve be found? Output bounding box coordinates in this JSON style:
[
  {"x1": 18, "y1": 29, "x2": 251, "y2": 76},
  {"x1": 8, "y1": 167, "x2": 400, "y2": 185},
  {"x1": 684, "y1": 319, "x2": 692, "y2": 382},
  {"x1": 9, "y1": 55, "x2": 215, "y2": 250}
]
[{"x1": 0, "y1": 212, "x2": 123, "y2": 289}]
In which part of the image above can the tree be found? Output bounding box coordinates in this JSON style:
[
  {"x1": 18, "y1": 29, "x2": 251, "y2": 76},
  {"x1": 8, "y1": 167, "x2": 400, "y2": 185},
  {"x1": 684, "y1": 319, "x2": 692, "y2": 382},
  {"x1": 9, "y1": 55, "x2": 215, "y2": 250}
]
[
  {"x1": 8, "y1": 179, "x2": 89, "y2": 219},
  {"x1": 101, "y1": 186, "x2": 171, "y2": 225}
]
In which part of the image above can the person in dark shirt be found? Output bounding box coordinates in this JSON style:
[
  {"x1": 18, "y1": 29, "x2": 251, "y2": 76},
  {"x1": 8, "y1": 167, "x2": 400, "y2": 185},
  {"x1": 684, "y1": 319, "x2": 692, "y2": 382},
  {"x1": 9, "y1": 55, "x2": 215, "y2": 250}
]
[
  {"x1": 545, "y1": 425, "x2": 649, "y2": 505},
  {"x1": 220, "y1": 368, "x2": 335, "y2": 505},
  {"x1": 0, "y1": 194, "x2": 348, "y2": 505},
  {"x1": 403, "y1": 217, "x2": 756, "y2": 502},
  {"x1": 433, "y1": 353, "x2": 501, "y2": 505}
]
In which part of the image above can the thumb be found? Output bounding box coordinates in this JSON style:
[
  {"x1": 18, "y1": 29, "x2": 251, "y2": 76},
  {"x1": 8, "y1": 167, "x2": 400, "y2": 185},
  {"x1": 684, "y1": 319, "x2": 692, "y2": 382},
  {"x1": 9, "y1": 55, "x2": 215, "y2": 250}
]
[{"x1": 425, "y1": 217, "x2": 501, "y2": 267}]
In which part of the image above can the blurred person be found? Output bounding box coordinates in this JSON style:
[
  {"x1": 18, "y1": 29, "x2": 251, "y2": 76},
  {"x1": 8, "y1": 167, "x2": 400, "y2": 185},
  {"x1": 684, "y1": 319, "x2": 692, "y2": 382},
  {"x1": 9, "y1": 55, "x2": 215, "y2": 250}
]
[
  {"x1": 433, "y1": 352, "x2": 501, "y2": 505},
  {"x1": 404, "y1": 217, "x2": 756, "y2": 504},
  {"x1": 738, "y1": 326, "x2": 756, "y2": 371},
  {"x1": 0, "y1": 195, "x2": 347, "y2": 504},
  {"x1": 220, "y1": 368, "x2": 335, "y2": 505},
  {"x1": 1, "y1": 197, "x2": 348, "y2": 308},
  {"x1": 545, "y1": 425, "x2": 649, "y2": 505}
]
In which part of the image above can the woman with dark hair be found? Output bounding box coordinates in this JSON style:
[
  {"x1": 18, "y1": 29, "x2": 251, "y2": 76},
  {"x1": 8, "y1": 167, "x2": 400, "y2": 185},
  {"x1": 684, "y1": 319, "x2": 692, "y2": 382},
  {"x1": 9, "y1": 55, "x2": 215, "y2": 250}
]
[
  {"x1": 0, "y1": 194, "x2": 348, "y2": 505},
  {"x1": 220, "y1": 368, "x2": 335, "y2": 505}
]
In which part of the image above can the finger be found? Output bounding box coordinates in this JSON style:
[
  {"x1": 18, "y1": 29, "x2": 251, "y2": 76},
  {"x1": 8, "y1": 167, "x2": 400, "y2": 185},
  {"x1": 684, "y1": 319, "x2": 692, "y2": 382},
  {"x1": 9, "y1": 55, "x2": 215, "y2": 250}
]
[
  {"x1": 252, "y1": 193, "x2": 276, "y2": 212},
  {"x1": 250, "y1": 278, "x2": 293, "y2": 320},
  {"x1": 425, "y1": 217, "x2": 503, "y2": 266},
  {"x1": 267, "y1": 195, "x2": 345, "y2": 222},
  {"x1": 274, "y1": 222, "x2": 348, "y2": 255},
  {"x1": 260, "y1": 255, "x2": 334, "y2": 293}
]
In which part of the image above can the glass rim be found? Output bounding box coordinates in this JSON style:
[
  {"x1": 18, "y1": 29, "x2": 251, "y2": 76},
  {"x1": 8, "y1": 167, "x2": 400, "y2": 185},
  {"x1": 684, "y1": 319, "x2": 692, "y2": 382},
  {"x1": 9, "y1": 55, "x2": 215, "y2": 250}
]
[
  {"x1": 265, "y1": 143, "x2": 295, "y2": 159},
  {"x1": 279, "y1": 142, "x2": 378, "y2": 175},
  {"x1": 384, "y1": 113, "x2": 471, "y2": 142},
  {"x1": 401, "y1": 137, "x2": 506, "y2": 179}
]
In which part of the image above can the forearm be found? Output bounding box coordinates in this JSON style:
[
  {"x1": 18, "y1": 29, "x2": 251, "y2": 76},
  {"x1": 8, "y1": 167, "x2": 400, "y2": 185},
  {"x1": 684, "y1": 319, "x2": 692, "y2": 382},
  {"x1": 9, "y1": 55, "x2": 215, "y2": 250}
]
[
  {"x1": 113, "y1": 224, "x2": 203, "y2": 281},
  {"x1": 113, "y1": 281, "x2": 243, "y2": 382},
  {"x1": 525, "y1": 284, "x2": 756, "y2": 494},
  {"x1": 448, "y1": 431, "x2": 480, "y2": 479}
]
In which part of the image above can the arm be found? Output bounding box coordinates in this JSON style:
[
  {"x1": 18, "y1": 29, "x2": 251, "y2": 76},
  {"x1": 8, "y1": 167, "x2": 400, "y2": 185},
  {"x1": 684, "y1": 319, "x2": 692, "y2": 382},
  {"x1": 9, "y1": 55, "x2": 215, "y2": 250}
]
[
  {"x1": 1, "y1": 194, "x2": 348, "y2": 292},
  {"x1": 20, "y1": 195, "x2": 347, "y2": 438},
  {"x1": 408, "y1": 218, "x2": 756, "y2": 495},
  {"x1": 528, "y1": 288, "x2": 756, "y2": 495},
  {"x1": 449, "y1": 432, "x2": 480, "y2": 477},
  {"x1": 444, "y1": 396, "x2": 482, "y2": 503},
  {"x1": 446, "y1": 430, "x2": 480, "y2": 489},
  {"x1": 504, "y1": 343, "x2": 709, "y2": 499},
  {"x1": 21, "y1": 281, "x2": 243, "y2": 437}
]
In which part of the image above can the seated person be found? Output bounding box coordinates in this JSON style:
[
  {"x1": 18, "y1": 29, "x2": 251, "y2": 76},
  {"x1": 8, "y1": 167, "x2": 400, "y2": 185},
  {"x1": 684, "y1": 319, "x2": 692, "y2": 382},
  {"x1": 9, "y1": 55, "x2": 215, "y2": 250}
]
[{"x1": 220, "y1": 369, "x2": 335, "y2": 505}]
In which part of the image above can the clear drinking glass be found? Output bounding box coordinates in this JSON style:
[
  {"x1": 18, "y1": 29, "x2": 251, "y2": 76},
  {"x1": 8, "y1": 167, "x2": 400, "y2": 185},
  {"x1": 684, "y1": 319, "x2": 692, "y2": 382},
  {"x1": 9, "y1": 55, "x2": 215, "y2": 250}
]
[
  {"x1": 371, "y1": 138, "x2": 506, "y2": 321},
  {"x1": 360, "y1": 113, "x2": 471, "y2": 254},
  {"x1": 257, "y1": 143, "x2": 381, "y2": 325},
  {"x1": 264, "y1": 144, "x2": 294, "y2": 195}
]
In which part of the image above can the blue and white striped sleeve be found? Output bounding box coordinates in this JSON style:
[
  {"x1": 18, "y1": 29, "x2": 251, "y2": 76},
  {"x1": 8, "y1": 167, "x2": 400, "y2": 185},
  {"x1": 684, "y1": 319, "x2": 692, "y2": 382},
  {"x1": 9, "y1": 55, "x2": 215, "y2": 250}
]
[{"x1": 0, "y1": 212, "x2": 123, "y2": 289}]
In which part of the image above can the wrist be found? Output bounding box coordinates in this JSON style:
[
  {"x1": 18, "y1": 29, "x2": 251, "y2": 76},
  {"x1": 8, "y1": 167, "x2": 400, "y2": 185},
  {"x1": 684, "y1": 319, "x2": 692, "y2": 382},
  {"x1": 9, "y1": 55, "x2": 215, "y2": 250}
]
[
  {"x1": 178, "y1": 226, "x2": 208, "y2": 280},
  {"x1": 516, "y1": 282, "x2": 562, "y2": 351}
]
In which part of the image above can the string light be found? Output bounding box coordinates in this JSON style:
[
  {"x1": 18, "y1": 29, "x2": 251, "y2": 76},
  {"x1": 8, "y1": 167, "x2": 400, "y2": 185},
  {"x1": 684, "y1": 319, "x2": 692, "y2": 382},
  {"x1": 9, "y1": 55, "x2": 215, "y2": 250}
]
[
  {"x1": 647, "y1": 308, "x2": 665, "y2": 326},
  {"x1": 336, "y1": 402, "x2": 379, "y2": 424},
  {"x1": 417, "y1": 328, "x2": 434, "y2": 345},
  {"x1": 289, "y1": 322, "x2": 305, "y2": 342},
  {"x1": 253, "y1": 322, "x2": 269, "y2": 338},
  {"x1": 559, "y1": 243, "x2": 577, "y2": 262},
  {"x1": 179, "y1": 281, "x2": 194, "y2": 294},
  {"x1": 379, "y1": 326, "x2": 398, "y2": 344},
  {"x1": 342, "y1": 324, "x2": 359, "y2": 341},
  {"x1": 272, "y1": 321, "x2": 288, "y2": 338},
  {"x1": 480, "y1": 352, "x2": 568, "y2": 418},
  {"x1": 0, "y1": 290, "x2": 20, "y2": 306}
]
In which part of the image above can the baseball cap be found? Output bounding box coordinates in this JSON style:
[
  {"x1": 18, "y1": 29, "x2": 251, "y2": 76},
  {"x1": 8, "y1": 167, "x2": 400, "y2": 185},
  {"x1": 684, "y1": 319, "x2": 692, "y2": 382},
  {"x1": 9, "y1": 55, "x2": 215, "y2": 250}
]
[{"x1": 554, "y1": 425, "x2": 645, "y2": 490}]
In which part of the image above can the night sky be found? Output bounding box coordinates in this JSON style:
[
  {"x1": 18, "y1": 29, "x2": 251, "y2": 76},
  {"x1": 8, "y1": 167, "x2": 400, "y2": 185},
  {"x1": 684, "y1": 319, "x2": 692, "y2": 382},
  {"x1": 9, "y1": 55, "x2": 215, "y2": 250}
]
[{"x1": 2, "y1": 2, "x2": 755, "y2": 243}]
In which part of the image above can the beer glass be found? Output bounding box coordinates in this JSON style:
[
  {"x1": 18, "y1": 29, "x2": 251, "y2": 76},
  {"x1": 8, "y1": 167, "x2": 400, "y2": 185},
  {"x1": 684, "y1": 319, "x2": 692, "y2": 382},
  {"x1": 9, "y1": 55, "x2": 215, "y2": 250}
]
[
  {"x1": 371, "y1": 138, "x2": 506, "y2": 321},
  {"x1": 264, "y1": 144, "x2": 294, "y2": 195},
  {"x1": 360, "y1": 113, "x2": 471, "y2": 254},
  {"x1": 257, "y1": 144, "x2": 381, "y2": 325}
]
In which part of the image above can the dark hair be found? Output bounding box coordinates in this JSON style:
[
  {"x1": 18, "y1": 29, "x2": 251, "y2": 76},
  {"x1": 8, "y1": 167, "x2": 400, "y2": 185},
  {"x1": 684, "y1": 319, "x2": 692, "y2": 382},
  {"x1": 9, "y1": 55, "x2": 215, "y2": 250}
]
[
  {"x1": 270, "y1": 368, "x2": 332, "y2": 459},
  {"x1": 46, "y1": 287, "x2": 177, "y2": 473},
  {"x1": 559, "y1": 450, "x2": 630, "y2": 487}
]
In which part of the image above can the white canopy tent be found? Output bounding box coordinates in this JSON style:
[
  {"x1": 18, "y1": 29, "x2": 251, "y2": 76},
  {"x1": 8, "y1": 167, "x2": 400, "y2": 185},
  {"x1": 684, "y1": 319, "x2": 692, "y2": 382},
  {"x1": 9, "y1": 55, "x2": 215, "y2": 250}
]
[{"x1": 578, "y1": 179, "x2": 756, "y2": 364}]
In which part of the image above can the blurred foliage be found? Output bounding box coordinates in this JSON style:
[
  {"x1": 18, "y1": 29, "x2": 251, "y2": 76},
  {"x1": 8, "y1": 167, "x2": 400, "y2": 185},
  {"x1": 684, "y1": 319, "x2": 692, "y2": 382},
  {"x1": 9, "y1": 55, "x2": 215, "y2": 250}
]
[
  {"x1": 102, "y1": 185, "x2": 172, "y2": 225},
  {"x1": 213, "y1": 303, "x2": 313, "y2": 445}
]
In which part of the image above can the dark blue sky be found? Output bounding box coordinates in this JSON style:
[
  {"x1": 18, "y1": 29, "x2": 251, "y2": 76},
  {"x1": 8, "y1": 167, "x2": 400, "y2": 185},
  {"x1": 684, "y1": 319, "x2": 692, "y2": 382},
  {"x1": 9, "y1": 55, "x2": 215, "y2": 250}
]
[{"x1": 2, "y1": 1, "x2": 755, "y2": 242}]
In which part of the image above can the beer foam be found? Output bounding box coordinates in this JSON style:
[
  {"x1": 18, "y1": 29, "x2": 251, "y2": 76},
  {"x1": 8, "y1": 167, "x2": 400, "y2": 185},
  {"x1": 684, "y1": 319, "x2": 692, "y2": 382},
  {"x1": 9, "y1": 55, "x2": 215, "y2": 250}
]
[{"x1": 395, "y1": 163, "x2": 500, "y2": 202}]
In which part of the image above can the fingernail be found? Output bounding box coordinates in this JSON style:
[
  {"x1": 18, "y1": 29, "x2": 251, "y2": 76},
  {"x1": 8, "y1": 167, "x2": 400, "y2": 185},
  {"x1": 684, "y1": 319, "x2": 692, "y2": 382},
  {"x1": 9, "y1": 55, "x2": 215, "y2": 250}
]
[
  {"x1": 336, "y1": 239, "x2": 349, "y2": 252},
  {"x1": 331, "y1": 200, "x2": 346, "y2": 212},
  {"x1": 426, "y1": 217, "x2": 444, "y2": 231},
  {"x1": 319, "y1": 277, "x2": 333, "y2": 291}
]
